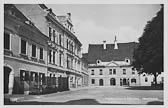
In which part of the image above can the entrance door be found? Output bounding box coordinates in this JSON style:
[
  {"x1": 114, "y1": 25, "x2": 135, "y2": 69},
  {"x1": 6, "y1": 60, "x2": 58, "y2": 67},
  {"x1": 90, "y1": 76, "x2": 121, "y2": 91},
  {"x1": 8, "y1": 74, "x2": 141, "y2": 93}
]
[
  {"x1": 4, "y1": 66, "x2": 11, "y2": 94},
  {"x1": 123, "y1": 78, "x2": 127, "y2": 85},
  {"x1": 110, "y1": 78, "x2": 116, "y2": 86},
  {"x1": 99, "y1": 79, "x2": 103, "y2": 86}
]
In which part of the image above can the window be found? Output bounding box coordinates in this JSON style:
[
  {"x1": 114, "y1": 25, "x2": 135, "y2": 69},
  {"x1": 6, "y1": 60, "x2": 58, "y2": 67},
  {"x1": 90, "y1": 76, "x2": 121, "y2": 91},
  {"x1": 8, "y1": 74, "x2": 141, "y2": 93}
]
[
  {"x1": 109, "y1": 69, "x2": 112, "y2": 75},
  {"x1": 30, "y1": 72, "x2": 38, "y2": 82},
  {"x1": 91, "y1": 70, "x2": 94, "y2": 75},
  {"x1": 4, "y1": 33, "x2": 10, "y2": 50},
  {"x1": 59, "y1": 53, "x2": 61, "y2": 66},
  {"x1": 40, "y1": 48, "x2": 43, "y2": 60},
  {"x1": 145, "y1": 77, "x2": 148, "y2": 82},
  {"x1": 99, "y1": 69, "x2": 103, "y2": 75},
  {"x1": 59, "y1": 34, "x2": 62, "y2": 46},
  {"x1": 97, "y1": 60, "x2": 101, "y2": 64},
  {"x1": 53, "y1": 51, "x2": 55, "y2": 64},
  {"x1": 132, "y1": 68, "x2": 135, "y2": 75},
  {"x1": 49, "y1": 50, "x2": 52, "y2": 63},
  {"x1": 91, "y1": 79, "x2": 95, "y2": 84},
  {"x1": 21, "y1": 39, "x2": 27, "y2": 54},
  {"x1": 71, "y1": 58, "x2": 73, "y2": 69},
  {"x1": 59, "y1": 53, "x2": 63, "y2": 66},
  {"x1": 55, "y1": 51, "x2": 58, "y2": 65},
  {"x1": 53, "y1": 30, "x2": 55, "y2": 42},
  {"x1": 67, "y1": 57, "x2": 70, "y2": 69},
  {"x1": 39, "y1": 73, "x2": 45, "y2": 84},
  {"x1": 113, "y1": 69, "x2": 116, "y2": 74},
  {"x1": 67, "y1": 39, "x2": 69, "y2": 49},
  {"x1": 125, "y1": 58, "x2": 130, "y2": 63},
  {"x1": 49, "y1": 27, "x2": 52, "y2": 40},
  {"x1": 123, "y1": 69, "x2": 126, "y2": 75},
  {"x1": 32, "y1": 44, "x2": 36, "y2": 57},
  {"x1": 20, "y1": 70, "x2": 29, "y2": 81},
  {"x1": 49, "y1": 74, "x2": 52, "y2": 85}
]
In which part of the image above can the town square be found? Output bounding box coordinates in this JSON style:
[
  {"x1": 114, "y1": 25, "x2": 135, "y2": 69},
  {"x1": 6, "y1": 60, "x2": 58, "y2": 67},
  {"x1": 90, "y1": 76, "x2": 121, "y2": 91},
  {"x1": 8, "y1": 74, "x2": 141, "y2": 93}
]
[{"x1": 3, "y1": 2, "x2": 165, "y2": 106}]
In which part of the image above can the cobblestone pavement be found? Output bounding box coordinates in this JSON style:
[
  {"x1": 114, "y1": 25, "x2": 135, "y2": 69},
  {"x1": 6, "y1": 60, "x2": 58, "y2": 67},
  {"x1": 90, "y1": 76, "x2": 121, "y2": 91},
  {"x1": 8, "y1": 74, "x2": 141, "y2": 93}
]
[{"x1": 5, "y1": 86, "x2": 163, "y2": 105}]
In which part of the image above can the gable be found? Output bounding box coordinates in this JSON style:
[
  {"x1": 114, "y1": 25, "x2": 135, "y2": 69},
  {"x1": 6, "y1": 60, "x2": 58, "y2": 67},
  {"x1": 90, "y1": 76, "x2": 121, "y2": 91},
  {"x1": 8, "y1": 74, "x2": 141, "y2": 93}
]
[{"x1": 106, "y1": 61, "x2": 119, "y2": 66}]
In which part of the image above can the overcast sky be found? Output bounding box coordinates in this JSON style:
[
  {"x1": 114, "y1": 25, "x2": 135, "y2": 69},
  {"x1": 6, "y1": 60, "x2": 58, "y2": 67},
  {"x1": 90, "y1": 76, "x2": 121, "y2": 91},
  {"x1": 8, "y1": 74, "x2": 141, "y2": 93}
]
[{"x1": 46, "y1": 4, "x2": 161, "y2": 53}]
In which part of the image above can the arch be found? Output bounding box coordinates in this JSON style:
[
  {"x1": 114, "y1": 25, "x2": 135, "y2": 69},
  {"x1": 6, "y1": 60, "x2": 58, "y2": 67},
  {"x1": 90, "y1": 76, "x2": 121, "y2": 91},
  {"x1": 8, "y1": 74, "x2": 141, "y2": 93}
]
[
  {"x1": 99, "y1": 79, "x2": 103, "y2": 86},
  {"x1": 131, "y1": 78, "x2": 136, "y2": 83},
  {"x1": 110, "y1": 78, "x2": 116, "y2": 86},
  {"x1": 4, "y1": 64, "x2": 14, "y2": 94}
]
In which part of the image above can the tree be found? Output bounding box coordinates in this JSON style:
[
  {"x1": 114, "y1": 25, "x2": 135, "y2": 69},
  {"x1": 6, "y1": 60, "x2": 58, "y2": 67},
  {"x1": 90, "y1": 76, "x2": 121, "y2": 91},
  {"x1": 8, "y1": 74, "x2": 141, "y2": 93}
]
[{"x1": 133, "y1": 5, "x2": 163, "y2": 84}]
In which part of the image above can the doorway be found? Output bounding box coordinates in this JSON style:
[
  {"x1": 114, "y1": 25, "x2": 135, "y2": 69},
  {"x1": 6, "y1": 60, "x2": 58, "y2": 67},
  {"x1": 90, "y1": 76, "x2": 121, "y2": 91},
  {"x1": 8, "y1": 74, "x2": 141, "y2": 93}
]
[
  {"x1": 4, "y1": 66, "x2": 12, "y2": 94},
  {"x1": 123, "y1": 78, "x2": 127, "y2": 85},
  {"x1": 99, "y1": 79, "x2": 103, "y2": 86},
  {"x1": 110, "y1": 78, "x2": 116, "y2": 86}
]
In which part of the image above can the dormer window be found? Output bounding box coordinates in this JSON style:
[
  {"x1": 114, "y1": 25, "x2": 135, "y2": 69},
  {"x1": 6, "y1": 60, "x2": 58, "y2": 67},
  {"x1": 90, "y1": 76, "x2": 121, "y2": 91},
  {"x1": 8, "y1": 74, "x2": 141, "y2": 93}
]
[
  {"x1": 96, "y1": 60, "x2": 101, "y2": 64},
  {"x1": 125, "y1": 57, "x2": 130, "y2": 64}
]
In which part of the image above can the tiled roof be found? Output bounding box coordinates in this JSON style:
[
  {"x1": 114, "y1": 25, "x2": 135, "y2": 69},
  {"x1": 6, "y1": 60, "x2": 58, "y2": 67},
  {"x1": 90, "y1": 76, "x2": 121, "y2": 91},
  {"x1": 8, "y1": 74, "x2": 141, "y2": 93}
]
[{"x1": 86, "y1": 42, "x2": 138, "y2": 64}]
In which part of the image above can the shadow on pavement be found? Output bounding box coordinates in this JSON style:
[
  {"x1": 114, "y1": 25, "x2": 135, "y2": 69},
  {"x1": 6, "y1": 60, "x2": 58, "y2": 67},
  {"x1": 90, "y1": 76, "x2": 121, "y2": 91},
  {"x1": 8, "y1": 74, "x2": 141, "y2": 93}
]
[
  {"x1": 125, "y1": 85, "x2": 163, "y2": 90},
  {"x1": 147, "y1": 101, "x2": 163, "y2": 105},
  {"x1": 5, "y1": 98, "x2": 140, "y2": 105}
]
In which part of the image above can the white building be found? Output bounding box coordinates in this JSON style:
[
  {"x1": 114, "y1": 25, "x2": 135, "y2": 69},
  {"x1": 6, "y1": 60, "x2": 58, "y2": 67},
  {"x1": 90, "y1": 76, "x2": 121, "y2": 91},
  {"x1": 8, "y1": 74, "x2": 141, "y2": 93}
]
[{"x1": 84, "y1": 37, "x2": 155, "y2": 86}]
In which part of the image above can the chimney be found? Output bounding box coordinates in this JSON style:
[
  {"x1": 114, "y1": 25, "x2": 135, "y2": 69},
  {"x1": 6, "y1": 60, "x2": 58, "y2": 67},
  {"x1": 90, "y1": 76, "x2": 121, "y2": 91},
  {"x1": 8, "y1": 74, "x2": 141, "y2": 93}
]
[
  {"x1": 114, "y1": 36, "x2": 118, "y2": 49},
  {"x1": 103, "y1": 40, "x2": 106, "y2": 49},
  {"x1": 67, "y1": 13, "x2": 71, "y2": 18}
]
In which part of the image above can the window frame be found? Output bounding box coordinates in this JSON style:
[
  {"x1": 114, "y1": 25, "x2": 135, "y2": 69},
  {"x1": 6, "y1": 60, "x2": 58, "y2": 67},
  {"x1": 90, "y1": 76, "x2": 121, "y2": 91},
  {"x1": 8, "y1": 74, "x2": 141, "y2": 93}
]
[
  {"x1": 53, "y1": 51, "x2": 55, "y2": 64},
  {"x1": 39, "y1": 47, "x2": 43, "y2": 60},
  {"x1": 20, "y1": 38, "x2": 27, "y2": 55},
  {"x1": 91, "y1": 69, "x2": 94, "y2": 75},
  {"x1": 53, "y1": 29, "x2": 55, "y2": 43},
  {"x1": 49, "y1": 27, "x2": 52, "y2": 41},
  {"x1": 113, "y1": 69, "x2": 116, "y2": 75},
  {"x1": 132, "y1": 68, "x2": 135, "y2": 75},
  {"x1": 4, "y1": 32, "x2": 11, "y2": 50},
  {"x1": 31, "y1": 44, "x2": 37, "y2": 58},
  {"x1": 91, "y1": 79, "x2": 95, "y2": 84},
  {"x1": 99, "y1": 69, "x2": 103, "y2": 75},
  {"x1": 123, "y1": 69, "x2": 126, "y2": 75},
  {"x1": 49, "y1": 50, "x2": 52, "y2": 63},
  {"x1": 109, "y1": 69, "x2": 112, "y2": 75},
  {"x1": 145, "y1": 77, "x2": 148, "y2": 82}
]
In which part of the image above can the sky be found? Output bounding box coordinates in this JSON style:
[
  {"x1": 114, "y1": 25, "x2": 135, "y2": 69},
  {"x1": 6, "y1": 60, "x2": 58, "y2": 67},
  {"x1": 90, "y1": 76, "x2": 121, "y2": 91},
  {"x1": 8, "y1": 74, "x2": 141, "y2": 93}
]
[{"x1": 46, "y1": 4, "x2": 161, "y2": 53}]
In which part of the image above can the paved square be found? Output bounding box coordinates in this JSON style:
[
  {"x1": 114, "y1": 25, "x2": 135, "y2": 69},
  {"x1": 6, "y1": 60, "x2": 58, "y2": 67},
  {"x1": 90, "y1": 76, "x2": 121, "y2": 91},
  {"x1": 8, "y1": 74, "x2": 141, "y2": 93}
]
[{"x1": 10, "y1": 86, "x2": 163, "y2": 105}]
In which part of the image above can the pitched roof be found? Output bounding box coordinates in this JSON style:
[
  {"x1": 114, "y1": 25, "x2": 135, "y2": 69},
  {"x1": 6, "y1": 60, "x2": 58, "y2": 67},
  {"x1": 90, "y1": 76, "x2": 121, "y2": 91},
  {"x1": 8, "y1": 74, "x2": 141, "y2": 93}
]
[{"x1": 86, "y1": 42, "x2": 138, "y2": 64}]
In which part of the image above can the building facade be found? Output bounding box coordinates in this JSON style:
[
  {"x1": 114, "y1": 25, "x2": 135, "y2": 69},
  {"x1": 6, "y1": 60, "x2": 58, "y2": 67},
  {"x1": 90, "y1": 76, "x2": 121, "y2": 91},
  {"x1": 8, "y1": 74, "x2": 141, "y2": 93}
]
[
  {"x1": 4, "y1": 4, "x2": 48, "y2": 94},
  {"x1": 84, "y1": 37, "x2": 153, "y2": 86},
  {"x1": 4, "y1": 4, "x2": 89, "y2": 95}
]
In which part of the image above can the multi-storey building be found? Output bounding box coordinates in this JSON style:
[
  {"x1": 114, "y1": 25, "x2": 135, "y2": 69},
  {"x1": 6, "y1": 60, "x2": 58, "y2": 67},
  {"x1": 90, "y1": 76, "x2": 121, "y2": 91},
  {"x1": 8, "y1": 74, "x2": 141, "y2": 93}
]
[
  {"x1": 84, "y1": 37, "x2": 154, "y2": 86},
  {"x1": 4, "y1": 4, "x2": 48, "y2": 94},
  {"x1": 12, "y1": 4, "x2": 88, "y2": 92}
]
